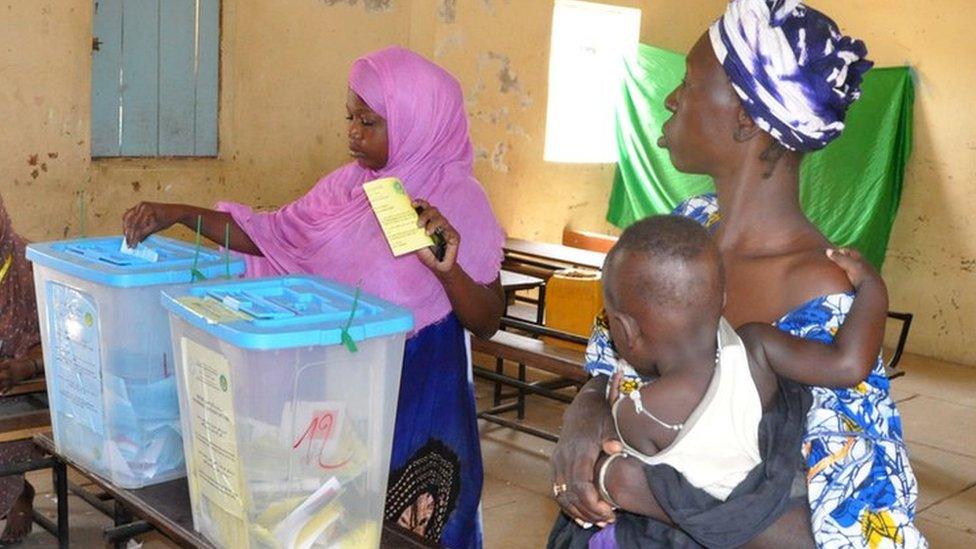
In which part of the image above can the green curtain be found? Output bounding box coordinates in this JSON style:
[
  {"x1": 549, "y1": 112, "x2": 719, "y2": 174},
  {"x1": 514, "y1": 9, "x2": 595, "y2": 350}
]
[{"x1": 607, "y1": 44, "x2": 915, "y2": 268}]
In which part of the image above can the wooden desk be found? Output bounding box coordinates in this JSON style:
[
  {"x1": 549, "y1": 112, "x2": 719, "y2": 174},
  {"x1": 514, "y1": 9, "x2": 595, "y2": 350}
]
[
  {"x1": 472, "y1": 322, "x2": 587, "y2": 442},
  {"x1": 500, "y1": 269, "x2": 545, "y2": 292},
  {"x1": 3, "y1": 377, "x2": 47, "y2": 397},
  {"x1": 32, "y1": 433, "x2": 437, "y2": 549},
  {"x1": 504, "y1": 238, "x2": 605, "y2": 271},
  {"x1": 500, "y1": 269, "x2": 546, "y2": 325},
  {"x1": 0, "y1": 393, "x2": 49, "y2": 435}
]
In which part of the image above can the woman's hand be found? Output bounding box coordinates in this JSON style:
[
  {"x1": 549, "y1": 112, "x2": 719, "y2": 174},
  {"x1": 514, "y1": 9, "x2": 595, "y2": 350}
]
[
  {"x1": 412, "y1": 199, "x2": 459, "y2": 274},
  {"x1": 122, "y1": 202, "x2": 183, "y2": 246},
  {"x1": 550, "y1": 377, "x2": 618, "y2": 527},
  {"x1": 409, "y1": 199, "x2": 502, "y2": 338}
]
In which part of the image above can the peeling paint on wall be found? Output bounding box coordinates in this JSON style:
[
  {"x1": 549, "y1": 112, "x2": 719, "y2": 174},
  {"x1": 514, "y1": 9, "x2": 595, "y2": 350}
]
[
  {"x1": 491, "y1": 53, "x2": 518, "y2": 93},
  {"x1": 435, "y1": 31, "x2": 463, "y2": 58},
  {"x1": 320, "y1": 0, "x2": 392, "y2": 12},
  {"x1": 490, "y1": 141, "x2": 510, "y2": 173},
  {"x1": 479, "y1": 0, "x2": 509, "y2": 15},
  {"x1": 472, "y1": 106, "x2": 509, "y2": 125},
  {"x1": 474, "y1": 52, "x2": 533, "y2": 109},
  {"x1": 505, "y1": 123, "x2": 530, "y2": 140},
  {"x1": 468, "y1": 80, "x2": 487, "y2": 105},
  {"x1": 363, "y1": 0, "x2": 392, "y2": 11},
  {"x1": 438, "y1": 0, "x2": 457, "y2": 24},
  {"x1": 469, "y1": 108, "x2": 531, "y2": 139}
]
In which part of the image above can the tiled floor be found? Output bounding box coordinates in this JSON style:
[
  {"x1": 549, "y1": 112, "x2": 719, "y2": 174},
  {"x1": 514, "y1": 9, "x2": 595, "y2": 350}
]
[{"x1": 5, "y1": 350, "x2": 975, "y2": 547}]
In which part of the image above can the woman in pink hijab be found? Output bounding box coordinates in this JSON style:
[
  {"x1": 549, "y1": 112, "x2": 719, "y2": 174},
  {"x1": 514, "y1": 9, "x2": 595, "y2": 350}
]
[{"x1": 123, "y1": 46, "x2": 504, "y2": 548}]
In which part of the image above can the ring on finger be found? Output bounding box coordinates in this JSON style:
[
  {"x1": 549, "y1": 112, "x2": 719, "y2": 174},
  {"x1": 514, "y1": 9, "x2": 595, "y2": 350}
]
[{"x1": 552, "y1": 483, "x2": 568, "y2": 497}]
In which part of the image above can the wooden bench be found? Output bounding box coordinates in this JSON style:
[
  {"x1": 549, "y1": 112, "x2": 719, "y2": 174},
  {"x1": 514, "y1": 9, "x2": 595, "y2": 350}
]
[
  {"x1": 3, "y1": 377, "x2": 46, "y2": 397},
  {"x1": 0, "y1": 375, "x2": 49, "y2": 443},
  {"x1": 473, "y1": 330, "x2": 586, "y2": 384},
  {"x1": 472, "y1": 320, "x2": 587, "y2": 442}
]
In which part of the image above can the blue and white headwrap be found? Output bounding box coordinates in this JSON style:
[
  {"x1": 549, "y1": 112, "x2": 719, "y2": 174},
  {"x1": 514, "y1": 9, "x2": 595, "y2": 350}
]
[{"x1": 709, "y1": 0, "x2": 873, "y2": 151}]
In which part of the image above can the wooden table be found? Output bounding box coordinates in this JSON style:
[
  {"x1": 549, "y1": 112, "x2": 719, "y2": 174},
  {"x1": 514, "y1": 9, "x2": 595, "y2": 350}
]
[
  {"x1": 491, "y1": 270, "x2": 549, "y2": 415},
  {"x1": 31, "y1": 433, "x2": 437, "y2": 548},
  {"x1": 500, "y1": 269, "x2": 546, "y2": 325},
  {"x1": 504, "y1": 237, "x2": 606, "y2": 271},
  {"x1": 500, "y1": 269, "x2": 545, "y2": 293}
]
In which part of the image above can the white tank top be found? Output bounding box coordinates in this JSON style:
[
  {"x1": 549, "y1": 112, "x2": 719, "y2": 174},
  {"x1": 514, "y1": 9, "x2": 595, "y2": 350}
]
[{"x1": 612, "y1": 317, "x2": 763, "y2": 501}]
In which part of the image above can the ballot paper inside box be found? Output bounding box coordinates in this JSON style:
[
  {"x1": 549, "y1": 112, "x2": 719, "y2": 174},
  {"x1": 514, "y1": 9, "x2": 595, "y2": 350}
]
[
  {"x1": 25, "y1": 235, "x2": 245, "y2": 489},
  {"x1": 161, "y1": 275, "x2": 413, "y2": 548}
]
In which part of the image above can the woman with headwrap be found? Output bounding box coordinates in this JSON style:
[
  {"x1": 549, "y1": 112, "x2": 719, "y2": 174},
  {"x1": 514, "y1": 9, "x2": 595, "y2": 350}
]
[
  {"x1": 550, "y1": 1, "x2": 924, "y2": 547},
  {"x1": 122, "y1": 47, "x2": 504, "y2": 548},
  {"x1": 0, "y1": 195, "x2": 44, "y2": 545}
]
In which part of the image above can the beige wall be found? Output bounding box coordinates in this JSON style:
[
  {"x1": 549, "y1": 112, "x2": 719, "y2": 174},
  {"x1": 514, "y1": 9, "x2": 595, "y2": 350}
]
[
  {"x1": 2, "y1": 0, "x2": 973, "y2": 365},
  {"x1": 0, "y1": 0, "x2": 412, "y2": 243}
]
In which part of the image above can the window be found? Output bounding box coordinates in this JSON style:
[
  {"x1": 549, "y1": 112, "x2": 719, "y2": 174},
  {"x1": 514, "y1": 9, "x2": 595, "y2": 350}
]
[
  {"x1": 544, "y1": 0, "x2": 641, "y2": 163},
  {"x1": 91, "y1": 0, "x2": 219, "y2": 157}
]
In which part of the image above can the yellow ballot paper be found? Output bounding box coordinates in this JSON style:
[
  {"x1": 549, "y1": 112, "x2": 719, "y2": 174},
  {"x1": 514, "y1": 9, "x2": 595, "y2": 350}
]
[
  {"x1": 363, "y1": 177, "x2": 434, "y2": 257},
  {"x1": 176, "y1": 296, "x2": 251, "y2": 324}
]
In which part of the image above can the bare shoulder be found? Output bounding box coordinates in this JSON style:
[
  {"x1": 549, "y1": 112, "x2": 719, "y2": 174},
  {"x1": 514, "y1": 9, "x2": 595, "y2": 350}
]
[{"x1": 782, "y1": 247, "x2": 853, "y2": 304}]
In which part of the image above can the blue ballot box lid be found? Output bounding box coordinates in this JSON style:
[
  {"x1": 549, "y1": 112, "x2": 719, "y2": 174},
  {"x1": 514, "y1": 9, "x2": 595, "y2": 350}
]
[
  {"x1": 161, "y1": 275, "x2": 414, "y2": 350},
  {"x1": 26, "y1": 235, "x2": 245, "y2": 288}
]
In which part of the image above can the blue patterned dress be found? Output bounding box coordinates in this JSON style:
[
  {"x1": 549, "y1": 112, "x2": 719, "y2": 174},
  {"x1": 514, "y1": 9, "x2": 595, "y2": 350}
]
[
  {"x1": 385, "y1": 313, "x2": 483, "y2": 549},
  {"x1": 585, "y1": 194, "x2": 925, "y2": 548}
]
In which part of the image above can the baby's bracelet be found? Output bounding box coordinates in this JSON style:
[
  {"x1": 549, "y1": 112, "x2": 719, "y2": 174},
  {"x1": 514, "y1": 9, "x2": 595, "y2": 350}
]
[{"x1": 597, "y1": 451, "x2": 627, "y2": 510}]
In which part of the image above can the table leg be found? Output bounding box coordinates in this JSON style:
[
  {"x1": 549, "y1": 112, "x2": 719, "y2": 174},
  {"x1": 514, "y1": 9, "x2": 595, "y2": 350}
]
[
  {"x1": 495, "y1": 288, "x2": 516, "y2": 407},
  {"x1": 113, "y1": 499, "x2": 132, "y2": 526},
  {"x1": 517, "y1": 363, "x2": 526, "y2": 419},
  {"x1": 536, "y1": 283, "x2": 547, "y2": 325},
  {"x1": 492, "y1": 357, "x2": 504, "y2": 406},
  {"x1": 112, "y1": 500, "x2": 135, "y2": 549},
  {"x1": 53, "y1": 460, "x2": 69, "y2": 549}
]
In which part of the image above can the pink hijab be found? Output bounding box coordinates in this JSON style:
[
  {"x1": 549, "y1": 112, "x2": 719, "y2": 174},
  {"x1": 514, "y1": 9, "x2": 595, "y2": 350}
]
[{"x1": 217, "y1": 46, "x2": 504, "y2": 332}]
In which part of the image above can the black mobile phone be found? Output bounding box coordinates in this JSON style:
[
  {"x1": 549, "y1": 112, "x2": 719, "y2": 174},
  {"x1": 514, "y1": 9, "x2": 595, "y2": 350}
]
[{"x1": 415, "y1": 206, "x2": 447, "y2": 261}]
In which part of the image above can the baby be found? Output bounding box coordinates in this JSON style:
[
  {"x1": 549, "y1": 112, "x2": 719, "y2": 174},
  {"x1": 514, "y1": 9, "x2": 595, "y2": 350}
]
[{"x1": 593, "y1": 215, "x2": 886, "y2": 541}]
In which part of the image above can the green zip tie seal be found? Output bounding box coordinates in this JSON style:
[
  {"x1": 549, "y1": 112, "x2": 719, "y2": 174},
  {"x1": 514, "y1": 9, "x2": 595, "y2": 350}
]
[
  {"x1": 340, "y1": 286, "x2": 362, "y2": 353},
  {"x1": 190, "y1": 215, "x2": 206, "y2": 282}
]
